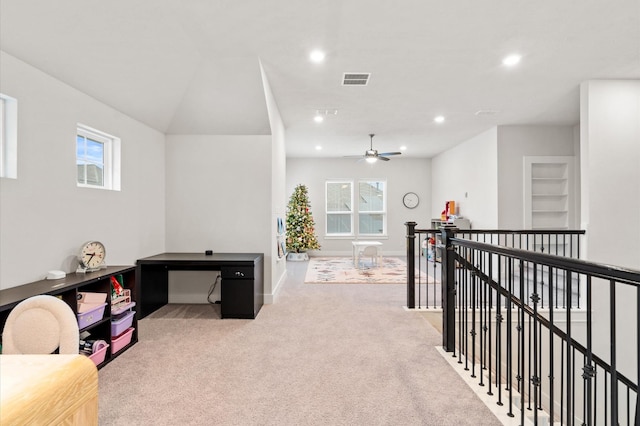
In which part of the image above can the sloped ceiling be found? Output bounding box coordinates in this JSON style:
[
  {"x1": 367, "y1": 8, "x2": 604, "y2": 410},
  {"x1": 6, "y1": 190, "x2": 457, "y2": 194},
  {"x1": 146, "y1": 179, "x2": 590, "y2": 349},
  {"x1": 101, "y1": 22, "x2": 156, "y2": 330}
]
[{"x1": 1, "y1": 0, "x2": 639, "y2": 158}]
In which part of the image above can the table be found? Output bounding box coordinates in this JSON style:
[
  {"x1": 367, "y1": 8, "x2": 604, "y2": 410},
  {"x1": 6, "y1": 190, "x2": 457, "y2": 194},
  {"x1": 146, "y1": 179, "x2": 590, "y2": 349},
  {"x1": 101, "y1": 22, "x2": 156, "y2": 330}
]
[
  {"x1": 136, "y1": 252, "x2": 264, "y2": 319},
  {"x1": 351, "y1": 241, "x2": 383, "y2": 267},
  {"x1": 0, "y1": 354, "x2": 98, "y2": 425}
]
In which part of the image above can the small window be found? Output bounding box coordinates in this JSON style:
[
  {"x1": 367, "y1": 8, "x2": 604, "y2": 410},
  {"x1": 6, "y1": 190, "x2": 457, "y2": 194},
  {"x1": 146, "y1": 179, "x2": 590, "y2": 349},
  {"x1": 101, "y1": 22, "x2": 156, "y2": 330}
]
[
  {"x1": 358, "y1": 180, "x2": 386, "y2": 236},
  {"x1": 76, "y1": 124, "x2": 120, "y2": 190},
  {"x1": 326, "y1": 181, "x2": 353, "y2": 235},
  {"x1": 0, "y1": 93, "x2": 18, "y2": 179}
]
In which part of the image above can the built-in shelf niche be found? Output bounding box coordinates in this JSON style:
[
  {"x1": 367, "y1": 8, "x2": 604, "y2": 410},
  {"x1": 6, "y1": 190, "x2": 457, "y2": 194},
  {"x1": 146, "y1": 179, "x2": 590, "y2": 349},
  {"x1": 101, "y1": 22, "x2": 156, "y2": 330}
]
[{"x1": 524, "y1": 156, "x2": 575, "y2": 230}]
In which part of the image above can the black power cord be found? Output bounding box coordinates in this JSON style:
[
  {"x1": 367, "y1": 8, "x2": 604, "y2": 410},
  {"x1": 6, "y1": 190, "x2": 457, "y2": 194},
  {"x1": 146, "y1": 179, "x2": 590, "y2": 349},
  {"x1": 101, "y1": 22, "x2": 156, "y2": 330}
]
[{"x1": 207, "y1": 275, "x2": 221, "y2": 305}]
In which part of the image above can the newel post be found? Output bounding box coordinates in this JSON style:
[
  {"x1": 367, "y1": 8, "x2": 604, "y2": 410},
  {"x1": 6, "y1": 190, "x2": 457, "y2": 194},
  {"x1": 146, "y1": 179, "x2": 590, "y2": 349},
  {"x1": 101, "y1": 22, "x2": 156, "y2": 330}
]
[
  {"x1": 440, "y1": 225, "x2": 457, "y2": 352},
  {"x1": 405, "y1": 222, "x2": 416, "y2": 309}
]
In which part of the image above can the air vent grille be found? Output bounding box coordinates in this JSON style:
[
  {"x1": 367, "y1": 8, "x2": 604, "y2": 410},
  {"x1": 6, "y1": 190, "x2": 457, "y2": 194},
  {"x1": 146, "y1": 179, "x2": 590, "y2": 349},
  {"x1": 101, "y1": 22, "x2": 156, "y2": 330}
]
[{"x1": 342, "y1": 73, "x2": 370, "y2": 86}]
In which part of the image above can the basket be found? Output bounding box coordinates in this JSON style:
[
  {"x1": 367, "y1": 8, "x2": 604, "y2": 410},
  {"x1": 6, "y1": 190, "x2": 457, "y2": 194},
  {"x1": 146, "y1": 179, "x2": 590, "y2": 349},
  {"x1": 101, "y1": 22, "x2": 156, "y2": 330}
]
[
  {"x1": 111, "y1": 311, "x2": 135, "y2": 336},
  {"x1": 77, "y1": 303, "x2": 107, "y2": 329},
  {"x1": 87, "y1": 344, "x2": 109, "y2": 366},
  {"x1": 111, "y1": 327, "x2": 134, "y2": 354}
]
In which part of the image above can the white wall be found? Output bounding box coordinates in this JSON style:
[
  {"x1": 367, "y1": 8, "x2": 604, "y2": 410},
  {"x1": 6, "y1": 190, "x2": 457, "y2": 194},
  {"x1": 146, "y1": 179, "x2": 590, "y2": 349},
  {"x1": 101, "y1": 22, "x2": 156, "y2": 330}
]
[
  {"x1": 260, "y1": 61, "x2": 287, "y2": 303},
  {"x1": 286, "y1": 157, "x2": 431, "y2": 256},
  {"x1": 497, "y1": 125, "x2": 577, "y2": 228},
  {"x1": 165, "y1": 135, "x2": 273, "y2": 303},
  {"x1": 431, "y1": 128, "x2": 498, "y2": 228},
  {"x1": 0, "y1": 51, "x2": 166, "y2": 289},
  {"x1": 580, "y1": 80, "x2": 640, "y2": 379}
]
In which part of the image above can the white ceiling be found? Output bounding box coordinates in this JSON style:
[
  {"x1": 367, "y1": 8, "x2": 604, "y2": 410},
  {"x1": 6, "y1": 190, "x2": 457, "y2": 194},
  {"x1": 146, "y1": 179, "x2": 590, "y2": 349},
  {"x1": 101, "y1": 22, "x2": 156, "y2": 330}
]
[{"x1": 1, "y1": 1, "x2": 639, "y2": 158}]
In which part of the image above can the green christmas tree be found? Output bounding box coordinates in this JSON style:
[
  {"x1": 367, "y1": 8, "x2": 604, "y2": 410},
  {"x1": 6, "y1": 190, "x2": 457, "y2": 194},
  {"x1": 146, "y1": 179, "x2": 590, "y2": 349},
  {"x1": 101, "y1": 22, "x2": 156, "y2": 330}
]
[{"x1": 286, "y1": 184, "x2": 320, "y2": 253}]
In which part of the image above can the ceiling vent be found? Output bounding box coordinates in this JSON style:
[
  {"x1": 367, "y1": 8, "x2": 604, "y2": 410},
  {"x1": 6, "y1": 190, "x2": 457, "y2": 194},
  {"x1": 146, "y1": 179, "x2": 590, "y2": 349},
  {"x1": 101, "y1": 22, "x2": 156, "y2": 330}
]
[{"x1": 342, "y1": 73, "x2": 370, "y2": 86}]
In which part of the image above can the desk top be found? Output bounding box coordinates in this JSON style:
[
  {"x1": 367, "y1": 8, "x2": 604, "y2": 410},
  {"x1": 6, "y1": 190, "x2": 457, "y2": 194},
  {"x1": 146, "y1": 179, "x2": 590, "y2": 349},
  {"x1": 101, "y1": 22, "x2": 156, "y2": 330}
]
[{"x1": 137, "y1": 252, "x2": 263, "y2": 265}]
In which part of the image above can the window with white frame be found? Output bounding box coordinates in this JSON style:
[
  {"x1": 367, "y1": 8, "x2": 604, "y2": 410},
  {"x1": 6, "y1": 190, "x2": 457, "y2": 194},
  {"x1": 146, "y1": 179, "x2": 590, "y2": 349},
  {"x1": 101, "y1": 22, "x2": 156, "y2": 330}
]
[
  {"x1": 76, "y1": 124, "x2": 121, "y2": 190},
  {"x1": 358, "y1": 180, "x2": 386, "y2": 236},
  {"x1": 0, "y1": 93, "x2": 18, "y2": 179},
  {"x1": 326, "y1": 181, "x2": 353, "y2": 235}
]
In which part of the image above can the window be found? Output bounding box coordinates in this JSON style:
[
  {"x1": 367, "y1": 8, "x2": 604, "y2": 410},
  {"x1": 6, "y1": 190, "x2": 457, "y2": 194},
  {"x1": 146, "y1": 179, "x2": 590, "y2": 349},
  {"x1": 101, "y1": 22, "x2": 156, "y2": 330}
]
[
  {"x1": 358, "y1": 180, "x2": 386, "y2": 235},
  {"x1": 0, "y1": 93, "x2": 18, "y2": 179},
  {"x1": 325, "y1": 179, "x2": 387, "y2": 237},
  {"x1": 76, "y1": 124, "x2": 120, "y2": 190},
  {"x1": 326, "y1": 181, "x2": 353, "y2": 235}
]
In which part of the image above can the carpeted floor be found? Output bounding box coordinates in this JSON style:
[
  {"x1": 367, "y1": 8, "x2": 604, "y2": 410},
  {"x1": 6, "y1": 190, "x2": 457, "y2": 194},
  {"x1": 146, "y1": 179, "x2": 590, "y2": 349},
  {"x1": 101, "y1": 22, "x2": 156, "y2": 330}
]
[
  {"x1": 97, "y1": 260, "x2": 501, "y2": 426},
  {"x1": 304, "y1": 256, "x2": 432, "y2": 284}
]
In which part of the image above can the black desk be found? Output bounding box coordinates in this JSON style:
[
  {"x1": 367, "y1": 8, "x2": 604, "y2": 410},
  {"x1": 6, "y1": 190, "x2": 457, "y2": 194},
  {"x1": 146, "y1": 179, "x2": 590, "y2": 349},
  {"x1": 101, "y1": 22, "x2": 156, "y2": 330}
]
[{"x1": 136, "y1": 253, "x2": 264, "y2": 319}]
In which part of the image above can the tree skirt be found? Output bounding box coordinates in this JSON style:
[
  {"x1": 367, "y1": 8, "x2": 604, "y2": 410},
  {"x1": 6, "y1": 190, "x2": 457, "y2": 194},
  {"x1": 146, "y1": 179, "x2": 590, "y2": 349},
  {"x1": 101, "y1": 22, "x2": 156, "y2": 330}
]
[{"x1": 304, "y1": 256, "x2": 431, "y2": 284}]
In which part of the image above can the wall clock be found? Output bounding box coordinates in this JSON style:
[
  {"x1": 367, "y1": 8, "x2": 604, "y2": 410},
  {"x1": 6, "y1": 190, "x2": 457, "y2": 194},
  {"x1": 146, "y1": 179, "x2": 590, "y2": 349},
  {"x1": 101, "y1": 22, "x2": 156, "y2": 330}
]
[
  {"x1": 403, "y1": 192, "x2": 419, "y2": 209},
  {"x1": 76, "y1": 241, "x2": 107, "y2": 273}
]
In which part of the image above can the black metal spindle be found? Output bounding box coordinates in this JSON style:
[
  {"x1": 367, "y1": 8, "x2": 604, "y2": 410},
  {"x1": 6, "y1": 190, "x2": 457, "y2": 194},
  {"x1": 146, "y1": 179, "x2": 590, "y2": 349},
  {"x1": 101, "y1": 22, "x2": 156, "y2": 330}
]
[
  {"x1": 610, "y1": 279, "x2": 618, "y2": 426},
  {"x1": 584, "y1": 275, "x2": 594, "y2": 425}
]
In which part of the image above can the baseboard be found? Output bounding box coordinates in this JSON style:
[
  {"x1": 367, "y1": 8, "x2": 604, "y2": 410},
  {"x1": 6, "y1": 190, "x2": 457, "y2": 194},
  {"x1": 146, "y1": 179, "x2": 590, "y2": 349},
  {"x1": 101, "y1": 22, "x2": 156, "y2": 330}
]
[{"x1": 264, "y1": 269, "x2": 287, "y2": 304}]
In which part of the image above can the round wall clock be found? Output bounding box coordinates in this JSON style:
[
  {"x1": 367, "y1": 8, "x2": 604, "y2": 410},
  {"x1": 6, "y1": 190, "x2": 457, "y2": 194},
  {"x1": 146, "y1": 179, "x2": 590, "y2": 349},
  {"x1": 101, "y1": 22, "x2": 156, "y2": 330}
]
[
  {"x1": 403, "y1": 192, "x2": 419, "y2": 209},
  {"x1": 77, "y1": 241, "x2": 107, "y2": 273}
]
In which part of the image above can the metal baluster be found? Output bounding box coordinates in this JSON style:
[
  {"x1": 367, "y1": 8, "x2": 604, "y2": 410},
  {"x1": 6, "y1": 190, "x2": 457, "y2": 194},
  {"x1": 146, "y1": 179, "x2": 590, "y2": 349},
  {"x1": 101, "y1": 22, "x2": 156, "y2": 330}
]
[
  {"x1": 487, "y1": 253, "x2": 493, "y2": 397},
  {"x1": 532, "y1": 261, "x2": 540, "y2": 424},
  {"x1": 519, "y1": 259, "x2": 525, "y2": 426},
  {"x1": 566, "y1": 271, "x2": 573, "y2": 425},
  {"x1": 507, "y1": 256, "x2": 515, "y2": 418},
  {"x1": 496, "y1": 254, "x2": 503, "y2": 406},
  {"x1": 548, "y1": 266, "x2": 555, "y2": 424},
  {"x1": 610, "y1": 279, "x2": 618, "y2": 426},
  {"x1": 583, "y1": 275, "x2": 594, "y2": 426}
]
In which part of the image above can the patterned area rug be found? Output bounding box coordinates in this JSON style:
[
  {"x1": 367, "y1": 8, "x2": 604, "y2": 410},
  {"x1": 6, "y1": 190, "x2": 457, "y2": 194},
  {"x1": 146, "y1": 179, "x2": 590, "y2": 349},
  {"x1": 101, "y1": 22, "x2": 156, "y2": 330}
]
[{"x1": 305, "y1": 256, "x2": 428, "y2": 284}]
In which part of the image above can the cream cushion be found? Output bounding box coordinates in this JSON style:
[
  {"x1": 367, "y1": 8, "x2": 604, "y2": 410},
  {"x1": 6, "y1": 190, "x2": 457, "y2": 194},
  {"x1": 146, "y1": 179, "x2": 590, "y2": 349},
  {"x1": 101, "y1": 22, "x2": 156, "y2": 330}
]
[{"x1": 2, "y1": 295, "x2": 79, "y2": 354}]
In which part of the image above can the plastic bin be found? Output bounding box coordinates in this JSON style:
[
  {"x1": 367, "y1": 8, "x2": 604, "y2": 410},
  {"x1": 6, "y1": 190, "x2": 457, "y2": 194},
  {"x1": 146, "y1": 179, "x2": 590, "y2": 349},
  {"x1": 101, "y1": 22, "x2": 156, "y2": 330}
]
[
  {"x1": 111, "y1": 301, "x2": 135, "y2": 316},
  {"x1": 77, "y1": 303, "x2": 107, "y2": 329},
  {"x1": 87, "y1": 344, "x2": 109, "y2": 366},
  {"x1": 111, "y1": 311, "x2": 135, "y2": 336},
  {"x1": 78, "y1": 292, "x2": 107, "y2": 313},
  {"x1": 111, "y1": 327, "x2": 134, "y2": 354}
]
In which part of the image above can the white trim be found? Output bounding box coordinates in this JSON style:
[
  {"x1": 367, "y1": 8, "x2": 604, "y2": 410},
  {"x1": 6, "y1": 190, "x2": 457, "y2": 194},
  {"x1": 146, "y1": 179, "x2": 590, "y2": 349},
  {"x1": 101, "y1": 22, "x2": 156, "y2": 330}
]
[
  {"x1": 76, "y1": 123, "x2": 121, "y2": 191},
  {"x1": 0, "y1": 93, "x2": 18, "y2": 179}
]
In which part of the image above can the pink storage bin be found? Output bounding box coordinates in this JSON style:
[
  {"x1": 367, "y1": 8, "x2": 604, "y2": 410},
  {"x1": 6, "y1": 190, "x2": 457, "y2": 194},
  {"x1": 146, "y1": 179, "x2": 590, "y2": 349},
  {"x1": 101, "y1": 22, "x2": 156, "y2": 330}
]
[
  {"x1": 111, "y1": 327, "x2": 134, "y2": 354},
  {"x1": 77, "y1": 303, "x2": 107, "y2": 329},
  {"x1": 78, "y1": 292, "x2": 107, "y2": 304},
  {"x1": 111, "y1": 310, "x2": 135, "y2": 336},
  {"x1": 87, "y1": 344, "x2": 109, "y2": 366}
]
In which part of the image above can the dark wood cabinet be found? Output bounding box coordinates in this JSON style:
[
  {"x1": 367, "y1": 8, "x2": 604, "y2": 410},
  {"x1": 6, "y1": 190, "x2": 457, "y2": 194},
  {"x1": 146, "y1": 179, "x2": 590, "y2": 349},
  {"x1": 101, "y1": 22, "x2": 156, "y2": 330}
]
[{"x1": 0, "y1": 266, "x2": 138, "y2": 368}]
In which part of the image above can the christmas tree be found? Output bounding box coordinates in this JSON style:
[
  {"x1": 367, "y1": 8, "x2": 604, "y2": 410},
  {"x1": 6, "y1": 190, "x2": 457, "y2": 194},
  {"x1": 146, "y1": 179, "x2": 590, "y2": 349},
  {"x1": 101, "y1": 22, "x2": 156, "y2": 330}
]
[{"x1": 286, "y1": 184, "x2": 320, "y2": 253}]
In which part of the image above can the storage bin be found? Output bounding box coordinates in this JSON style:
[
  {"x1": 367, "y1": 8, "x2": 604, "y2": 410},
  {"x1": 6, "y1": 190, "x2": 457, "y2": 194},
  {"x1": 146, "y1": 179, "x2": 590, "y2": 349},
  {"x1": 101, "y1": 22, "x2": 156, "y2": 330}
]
[
  {"x1": 111, "y1": 311, "x2": 135, "y2": 336},
  {"x1": 77, "y1": 303, "x2": 107, "y2": 329},
  {"x1": 87, "y1": 344, "x2": 109, "y2": 366},
  {"x1": 111, "y1": 301, "x2": 136, "y2": 316},
  {"x1": 111, "y1": 327, "x2": 134, "y2": 354},
  {"x1": 77, "y1": 292, "x2": 107, "y2": 306}
]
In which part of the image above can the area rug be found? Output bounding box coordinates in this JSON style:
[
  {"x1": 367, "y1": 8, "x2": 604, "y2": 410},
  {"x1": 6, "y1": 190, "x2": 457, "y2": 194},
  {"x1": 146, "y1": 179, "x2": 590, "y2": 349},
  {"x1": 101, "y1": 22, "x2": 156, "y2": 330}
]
[{"x1": 304, "y1": 256, "x2": 430, "y2": 284}]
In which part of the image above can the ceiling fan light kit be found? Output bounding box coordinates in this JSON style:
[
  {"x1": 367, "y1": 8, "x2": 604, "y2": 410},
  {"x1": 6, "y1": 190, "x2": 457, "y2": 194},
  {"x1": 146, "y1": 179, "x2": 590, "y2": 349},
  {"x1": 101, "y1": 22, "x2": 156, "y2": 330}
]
[{"x1": 344, "y1": 134, "x2": 401, "y2": 163}]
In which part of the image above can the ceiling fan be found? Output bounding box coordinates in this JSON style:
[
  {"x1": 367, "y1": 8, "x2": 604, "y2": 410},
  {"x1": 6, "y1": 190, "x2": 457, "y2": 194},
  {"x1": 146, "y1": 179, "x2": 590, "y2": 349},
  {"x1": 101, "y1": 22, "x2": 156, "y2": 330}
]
[{"x1": 344, "y1": 134, "x2": 402, "y2": 163}]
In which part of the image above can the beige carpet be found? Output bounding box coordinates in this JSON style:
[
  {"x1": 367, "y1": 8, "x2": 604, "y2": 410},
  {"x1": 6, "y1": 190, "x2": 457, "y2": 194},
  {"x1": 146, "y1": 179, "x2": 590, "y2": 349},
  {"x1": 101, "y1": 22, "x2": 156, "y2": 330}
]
[
  {"x1": 304, "y1": 256, "x2": 431, "y2": 284},
  {"x1": 97, "y1": 261, "x2": 500, "y2": 425}
]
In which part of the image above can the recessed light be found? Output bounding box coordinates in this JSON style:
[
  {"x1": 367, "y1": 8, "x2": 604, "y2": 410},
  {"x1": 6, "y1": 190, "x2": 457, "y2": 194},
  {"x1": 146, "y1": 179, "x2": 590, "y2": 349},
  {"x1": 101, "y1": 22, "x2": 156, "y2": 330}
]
[
  {"x1": 434, "y1": 115, "x2": 445, "y2": 123},
  {"x1": 315, "y1": 146, "x2": 322, "y2": 151},
  {"x1": 400, "y1": 146, "x2": 407, "y2": 151},
  {"x1": 314, "y1": 115, "x2": 324, "y2": 123},
  {"x1": 309, "y1": 50, "x2": 326, "y2": 63},
  {"x1": 502, "y1": 54, "x2": 521, "y2": 67}
]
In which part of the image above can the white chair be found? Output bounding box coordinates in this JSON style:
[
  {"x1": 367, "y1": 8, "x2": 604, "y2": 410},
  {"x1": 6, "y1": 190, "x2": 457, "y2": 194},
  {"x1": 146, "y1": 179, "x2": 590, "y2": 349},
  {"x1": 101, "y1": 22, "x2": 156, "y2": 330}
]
[
  {"x1": 2, "y1": 295, "x2": 79, "y2": 354},
  {"x1": 358, "y1": 245, "x2": 381, "y2": 269}
]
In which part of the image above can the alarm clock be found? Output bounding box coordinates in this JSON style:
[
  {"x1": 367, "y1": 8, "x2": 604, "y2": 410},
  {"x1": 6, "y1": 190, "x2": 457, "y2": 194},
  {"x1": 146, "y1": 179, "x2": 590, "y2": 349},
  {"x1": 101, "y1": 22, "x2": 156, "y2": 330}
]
[{"x1": 76, "y1": 241, "x2": 107, "y2": 273}]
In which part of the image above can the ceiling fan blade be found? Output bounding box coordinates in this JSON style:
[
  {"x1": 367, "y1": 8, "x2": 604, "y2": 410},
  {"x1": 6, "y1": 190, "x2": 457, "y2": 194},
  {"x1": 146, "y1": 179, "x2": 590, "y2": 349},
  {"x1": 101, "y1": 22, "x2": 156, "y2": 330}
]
[
  {"x1": 378, "y1": 152, "x2": 402, "y2": 156},
  {"x1": 378, "y1": 156, "x2": 390, "y2": 161}
]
